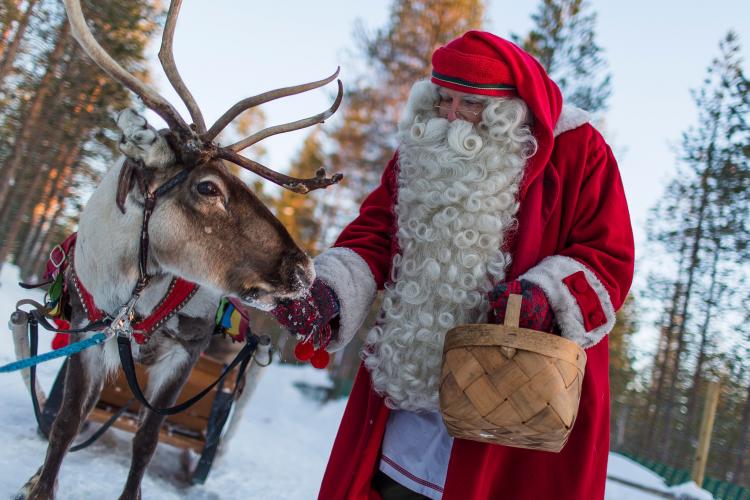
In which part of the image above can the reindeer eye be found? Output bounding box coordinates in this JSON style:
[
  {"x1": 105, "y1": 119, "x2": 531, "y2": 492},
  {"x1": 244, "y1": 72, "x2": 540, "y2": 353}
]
[{"x1": 196, "y1": 181, "x2": 221, "y2": 197}]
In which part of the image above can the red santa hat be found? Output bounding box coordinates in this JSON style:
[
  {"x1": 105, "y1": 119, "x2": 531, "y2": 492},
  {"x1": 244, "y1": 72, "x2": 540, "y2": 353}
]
[{"x1": 431, "y1": 31, "x2": 564, "y2": 198}]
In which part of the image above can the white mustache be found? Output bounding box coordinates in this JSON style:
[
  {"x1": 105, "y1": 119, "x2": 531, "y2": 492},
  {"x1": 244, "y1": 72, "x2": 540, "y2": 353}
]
[{"x1": 410, "y1": 117, "x2": 484, "y2": 159}]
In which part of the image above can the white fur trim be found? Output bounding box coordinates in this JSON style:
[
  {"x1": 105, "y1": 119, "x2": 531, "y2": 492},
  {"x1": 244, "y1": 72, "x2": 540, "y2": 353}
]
[
  {"x1": 314, "y1": 247, "x2": 377, "y2": 351},
  {"x1": 520, "y1": 255, "x2": 615, "y2": 349},
  {"x1": 554, "y1": 104, "x2": 590, "y2": 137}
]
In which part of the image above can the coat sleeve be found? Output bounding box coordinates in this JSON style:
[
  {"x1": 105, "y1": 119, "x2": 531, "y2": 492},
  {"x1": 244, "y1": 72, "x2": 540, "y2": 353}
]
[
  {"x1": 521, "y1": 128, "x2": 634, "y2": 349},
  {"x1": 312, "y1": 153, "x2": 398, "y2": 351}
]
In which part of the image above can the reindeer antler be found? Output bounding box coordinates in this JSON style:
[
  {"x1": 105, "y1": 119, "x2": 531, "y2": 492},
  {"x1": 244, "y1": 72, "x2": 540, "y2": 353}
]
[
  {"x1": 62, "y1": 0, "x2": 344, "y2": 193},
  {"x1": 63, "y1": 0, "x2": 190, "y2": 135},
  {"x1": 159, "y1": 0, "x2": 206, "y2": 135},
  {"x1": 217, "y1": 149, "x2": 343, "y2": 194},
  {"x1": 226, "y1": 80, "x2": 343, "y2": 153},
  {"x1": 206, "y1": 67, "x2": 341, "y2": 141}
]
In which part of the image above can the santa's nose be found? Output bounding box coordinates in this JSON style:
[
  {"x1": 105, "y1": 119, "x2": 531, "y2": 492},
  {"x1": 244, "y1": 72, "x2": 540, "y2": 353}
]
[{"x1": 445, "y1": 100, "x2": 460, "y2": 122}]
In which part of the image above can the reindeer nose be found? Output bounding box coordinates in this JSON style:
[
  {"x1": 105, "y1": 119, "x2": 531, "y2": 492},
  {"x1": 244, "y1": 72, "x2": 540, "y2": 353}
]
[{"x1": 294, "y1": 262, "x2": 314, "y2": 290}]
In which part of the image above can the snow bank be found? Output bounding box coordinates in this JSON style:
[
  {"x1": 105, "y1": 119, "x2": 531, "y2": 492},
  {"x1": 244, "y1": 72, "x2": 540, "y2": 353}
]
[{"x1": 669, "y1": 481, "x2": 715, "y2": 500}]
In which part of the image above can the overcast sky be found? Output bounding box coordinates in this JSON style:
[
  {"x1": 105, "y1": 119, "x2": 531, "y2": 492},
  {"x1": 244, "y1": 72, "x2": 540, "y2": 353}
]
[{"x1": 139, "y1": 0, "x2": 750, "y2": 264}]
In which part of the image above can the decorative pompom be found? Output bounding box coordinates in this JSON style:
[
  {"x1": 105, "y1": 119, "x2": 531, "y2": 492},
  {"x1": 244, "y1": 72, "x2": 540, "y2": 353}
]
[
  {"x1": 294, "y1": 341, "x2": 315, "y2": 361},
  {"x1": 310, "y1": 348, "x2": 330, "y2": 369}
]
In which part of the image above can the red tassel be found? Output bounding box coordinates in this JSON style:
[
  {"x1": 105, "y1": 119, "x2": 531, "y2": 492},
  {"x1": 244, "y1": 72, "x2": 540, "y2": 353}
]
[
  {"x1": 310, "y1": 348, "x2": 330, "y2": 369},
  {"x1": 294, "y1": 341, "x2": 315, "y2": 361}
]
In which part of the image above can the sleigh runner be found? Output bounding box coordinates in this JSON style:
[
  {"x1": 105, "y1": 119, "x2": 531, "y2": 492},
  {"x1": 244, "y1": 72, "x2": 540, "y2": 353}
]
[{"x1": 37, "y1": 333, "x2": 270, "y2": 484}]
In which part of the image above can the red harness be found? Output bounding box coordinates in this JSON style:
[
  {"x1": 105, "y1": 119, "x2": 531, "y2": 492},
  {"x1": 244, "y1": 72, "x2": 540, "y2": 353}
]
[{"x1": 49, "y1": 233, "x2": 199, "y2": 344}]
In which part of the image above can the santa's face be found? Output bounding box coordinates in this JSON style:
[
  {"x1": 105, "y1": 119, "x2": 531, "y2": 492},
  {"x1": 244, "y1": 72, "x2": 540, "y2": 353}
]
[{"x1": 434, "y1": 87, "x2": 487, "y2": 124}]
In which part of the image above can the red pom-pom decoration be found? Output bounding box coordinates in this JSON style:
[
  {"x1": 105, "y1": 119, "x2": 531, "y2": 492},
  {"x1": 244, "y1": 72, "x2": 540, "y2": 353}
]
[
  {"x1": 294, "y1": 341, "x2": 315, "y2": 361},
  {"x1": 310, "y1": 348, "x2": 330, "y2": 369}
]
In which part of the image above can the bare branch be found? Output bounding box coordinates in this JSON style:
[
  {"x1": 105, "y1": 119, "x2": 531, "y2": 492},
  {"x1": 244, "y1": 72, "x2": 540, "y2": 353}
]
[
  {"x1": 205, "y1": 68, "x2": 340, "y2": 141},
  {"x1": 227, "y1": 80, "x2": 343, "y2": 153},
  {"x1": 158, "y1": 0, "x2": 206, "y2": 134},
  {"x1": 62, "y1": 0, "x2": 189, "y2": 133},
  {"x1": 217, "y1": 148, "x2": 343, "y2": 194}
]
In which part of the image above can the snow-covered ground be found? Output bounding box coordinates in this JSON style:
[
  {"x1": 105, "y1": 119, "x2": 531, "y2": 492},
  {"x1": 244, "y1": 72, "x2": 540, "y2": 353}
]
[{"x1": 0, "y1": 264, "x2": 714, "y2": 499}]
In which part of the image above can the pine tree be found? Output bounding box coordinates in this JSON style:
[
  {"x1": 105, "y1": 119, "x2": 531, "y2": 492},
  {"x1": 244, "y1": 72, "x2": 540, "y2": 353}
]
[
  {"x1": 319, "y1": 0, "x2": 484, "y2": 246},
  {"x1": 0, "y1": 0, "x2": 38, "y2": 87},
  {"x1": 275, "y1": 128, "x2": 325, "y2": 254},
  {"x1": 608, "y1": 294, "x2": 640, "y2": 450},
  {"x1": 512, "y1": 0, "x2": 611, "y2": 116},
  {"x1": 0, "y1": 0, "x2": 159, "y2": 275},
  {"x1": 642, "y1": 31, "x2": 750, "y2": 468}
]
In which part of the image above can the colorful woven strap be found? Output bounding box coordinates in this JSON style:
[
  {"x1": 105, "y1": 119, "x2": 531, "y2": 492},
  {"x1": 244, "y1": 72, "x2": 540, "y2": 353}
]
[{"x1": 214, "y1": 297, "x2": 250, "y2": 342}]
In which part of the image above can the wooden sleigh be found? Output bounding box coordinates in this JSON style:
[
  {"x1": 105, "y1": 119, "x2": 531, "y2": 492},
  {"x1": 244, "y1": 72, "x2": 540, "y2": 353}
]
[{"x1": 35, "y1": 335, "x2": 271, "y2": 484}]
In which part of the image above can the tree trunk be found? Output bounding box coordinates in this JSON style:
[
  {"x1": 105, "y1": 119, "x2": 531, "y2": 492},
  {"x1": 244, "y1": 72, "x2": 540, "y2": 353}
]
[
  {"x1": 27, "y1": 133, "x2": 80, "y2": 269},
  {"x1": 15, "y1": 140, "x2": 71, "y2": 273},
  {"x1": 0, "y1": 20, "x2": 69, "y2": 208},
  {"x1": 642, "y1": 245, "x2": 687, "y2": 455},
  {"x1": 3, "y1": 139, "x2": 81, "y2": 274},
  {"x1": 733, "y1": 372, "x2": 750, "y2": 483},
  {"x1": 658, "y1": 135, "x2": 717, "y2": 462},
  {"x1": 679, "y1": 237, "x2": 721, "y2": 460},
  {"x1": 0, "y1": 0, "x2": 39, "y2": 87},
  {"x1": 26, "y1": 195, "x2": 64, "y2": 277},
  {"x1": 17, "y1": 77, "x2": 100, "y2": 273},
  {"x1": 0, "y1": 0, "x2": 22, "y2": 60}
]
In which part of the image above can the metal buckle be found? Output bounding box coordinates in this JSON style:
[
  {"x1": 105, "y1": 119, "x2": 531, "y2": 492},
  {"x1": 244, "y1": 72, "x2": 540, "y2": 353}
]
[
  {"x1": 49, "y1": 244, "x2": 66, "y2": 269},
  {"x1": 105, "y1": 294, "x2": 140, "y2": 340}
]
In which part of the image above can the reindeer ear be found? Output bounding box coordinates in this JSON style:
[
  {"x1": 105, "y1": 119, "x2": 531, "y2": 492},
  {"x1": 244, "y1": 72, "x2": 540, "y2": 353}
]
[
  {"x1": 116, "y1": 159, "x2": 136, "y2": 214},
  {"x1": 116, "y1": 109, "x2": 176, "y2": 169}
]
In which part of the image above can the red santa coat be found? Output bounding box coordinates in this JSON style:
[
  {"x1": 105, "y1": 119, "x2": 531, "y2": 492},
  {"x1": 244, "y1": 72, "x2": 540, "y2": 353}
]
[{"x1": 313, "y1": 118, "x2": 634, "y2": 499}]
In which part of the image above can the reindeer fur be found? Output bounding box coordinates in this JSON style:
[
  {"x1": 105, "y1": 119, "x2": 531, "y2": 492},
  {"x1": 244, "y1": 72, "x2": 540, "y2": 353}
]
[{"x1": 18, "y1": 111, "x2": 313, "y2": 500}]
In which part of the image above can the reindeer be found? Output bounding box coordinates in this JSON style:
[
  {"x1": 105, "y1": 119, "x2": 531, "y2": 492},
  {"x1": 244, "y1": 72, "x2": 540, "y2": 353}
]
[{"x1": 15, "y1": 1, "x2": 343, "y2": 499}]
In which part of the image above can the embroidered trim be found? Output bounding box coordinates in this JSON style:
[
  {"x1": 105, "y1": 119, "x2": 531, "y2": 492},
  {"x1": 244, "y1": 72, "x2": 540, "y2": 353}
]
[
  {"x1": 132, "y1": 278, "x2": 200, "y2": 335},
  {"x1": 381, "y1": 454, "x2": 444, "y2": 493},
  {"x1": 63, "y1": 233, "x2": 199, "y2": 342},
  {"x1": 70, "y1": 266, "x2": 105, "y2": 323}
]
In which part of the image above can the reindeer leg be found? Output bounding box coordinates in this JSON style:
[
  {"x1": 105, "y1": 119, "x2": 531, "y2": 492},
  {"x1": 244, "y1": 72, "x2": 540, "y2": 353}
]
[
  {"x1": 19, "y1": 345, "x2": 105, "y2": 500},
  {"x1": 119, "y1": 345, "x2": 198, "y2": 500}
]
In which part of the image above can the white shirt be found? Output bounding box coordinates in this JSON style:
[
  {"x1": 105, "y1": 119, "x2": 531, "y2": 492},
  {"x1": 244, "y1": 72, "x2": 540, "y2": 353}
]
[{"x1": 379, "y1": 410, "x2": 454, "y2": 499}]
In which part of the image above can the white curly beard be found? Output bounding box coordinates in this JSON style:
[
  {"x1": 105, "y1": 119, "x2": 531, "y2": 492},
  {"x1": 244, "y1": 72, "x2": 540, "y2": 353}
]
[{"x1": 363, "y1": 81, "x2": 536, "y2": 411}]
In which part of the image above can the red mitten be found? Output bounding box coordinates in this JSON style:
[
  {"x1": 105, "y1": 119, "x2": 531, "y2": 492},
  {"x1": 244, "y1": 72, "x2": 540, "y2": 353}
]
[
  {"x1": 270, "y1": 279, "x2": 339, "y2": 368},
  {"x1": 488, "y1": 279, "x2": 556, "y2": 333}
]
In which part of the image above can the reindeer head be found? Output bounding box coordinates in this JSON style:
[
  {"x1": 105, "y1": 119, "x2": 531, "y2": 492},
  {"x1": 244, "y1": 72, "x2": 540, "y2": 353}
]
[{"x1": 64, "y1": 0, "x2": 343, "y2": 309}]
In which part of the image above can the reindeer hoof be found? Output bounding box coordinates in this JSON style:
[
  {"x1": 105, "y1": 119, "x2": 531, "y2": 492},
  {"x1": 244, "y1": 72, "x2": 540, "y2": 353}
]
[
  {"x1": 16, "y1": 468, "x2": 55, "y2": 500},
  {"x1": 118, "y1": 489, "x2": 142, "y2": 500},
  {"x1": 15, "y1": 469, "x2": 40, "y2": 500}
]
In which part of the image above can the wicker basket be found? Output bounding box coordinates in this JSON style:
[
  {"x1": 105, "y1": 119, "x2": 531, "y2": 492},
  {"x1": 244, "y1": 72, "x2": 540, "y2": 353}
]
[{"x1": 439, "y1": 294, "x2": 586, "y2": 452}]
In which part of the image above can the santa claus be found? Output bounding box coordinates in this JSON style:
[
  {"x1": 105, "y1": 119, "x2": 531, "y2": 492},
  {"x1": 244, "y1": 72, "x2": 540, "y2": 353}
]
[{"x1": 271, "y1": 31, "x2": 634, "y2": 500}]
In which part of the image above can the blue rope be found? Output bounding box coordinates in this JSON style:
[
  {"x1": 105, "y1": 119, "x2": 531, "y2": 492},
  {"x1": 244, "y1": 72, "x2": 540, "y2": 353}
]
[{"x1": 0, "y1": 333, "x2": 108, "y2": 373}]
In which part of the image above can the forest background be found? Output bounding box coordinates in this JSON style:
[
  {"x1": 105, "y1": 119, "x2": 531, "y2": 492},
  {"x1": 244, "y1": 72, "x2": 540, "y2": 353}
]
[{"x1": 0, "y1": 0, "x2": 748, "y2": 494}]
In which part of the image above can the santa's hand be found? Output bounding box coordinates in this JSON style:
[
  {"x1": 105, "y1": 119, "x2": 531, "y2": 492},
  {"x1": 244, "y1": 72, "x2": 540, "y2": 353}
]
[
  {"x1": 488, "y1": 279, "x2": 556, "y2": 333},
  {"x1": 270, "y1": 279, "x2": 340, "y2": 368}
]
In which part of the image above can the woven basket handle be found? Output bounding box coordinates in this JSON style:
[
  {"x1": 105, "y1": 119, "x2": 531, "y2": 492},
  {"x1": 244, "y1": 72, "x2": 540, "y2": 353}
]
[{"x1": 504, "y1": 293, "x2": 522, "y2": 327}]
